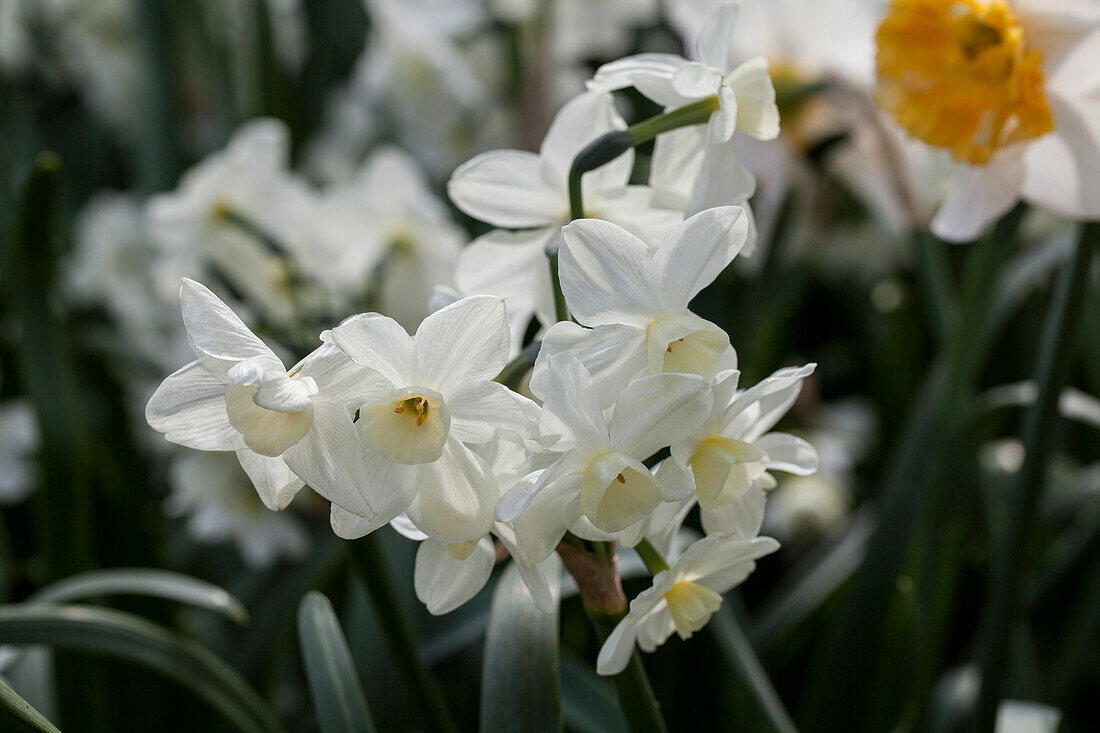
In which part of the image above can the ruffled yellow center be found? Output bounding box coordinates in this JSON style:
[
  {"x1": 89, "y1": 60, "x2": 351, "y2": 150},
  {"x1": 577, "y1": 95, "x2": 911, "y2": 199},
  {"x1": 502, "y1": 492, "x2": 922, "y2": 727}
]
[
  {"x1": 874, "y1": 0, "x2": 1054, "y2": 164},
  {"x1": 664, "y1": 580, "x2": 723, "y2": 639},
  {"x1": 359, "y1": 389, "x2": 450, "y2": 465}
]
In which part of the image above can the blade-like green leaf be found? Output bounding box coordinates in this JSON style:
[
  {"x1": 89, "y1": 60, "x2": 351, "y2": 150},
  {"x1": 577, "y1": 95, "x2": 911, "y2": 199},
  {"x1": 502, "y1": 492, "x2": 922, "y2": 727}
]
[
  {"x1": 479, "y1": 557, "x2": 562, "y2": 733},
  {"x1": 0, "y1": 605, "x2": 282, "y2": 733},
  {"x1": 0, "y1": 678, "x2": 61, "y2": 733},
  {"x1": 28, "y1": 569, "x2": 249, "y2": 625},
  {"x1": 709, "y1": 606, "x2": 797, "y2": 733},
  {"x1": 561, "y1": 651, "x2": 628, "y2": 733},
  {"x1": 297, "y1": 591, "x2": 376, "y2": 733}
]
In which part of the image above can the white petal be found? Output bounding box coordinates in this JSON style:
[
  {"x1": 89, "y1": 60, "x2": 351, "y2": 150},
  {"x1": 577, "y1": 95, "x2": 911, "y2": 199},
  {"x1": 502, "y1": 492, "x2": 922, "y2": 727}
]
[
  {"x1": 693, "y1": 535, "x2": 779, "y2": 592},
  {"x1": 725, "y1": 364, "x2": 816, "y2": 442},
  {"x1": 685, "y1": 129, "x2": 757, "y2": 216},
  {"x1": 1021, "y1": 94, "x2": 1100, "y2": 221},
  {"x1": 671, "y1": 61, "x2": 724, "y2": 99},
  {"x1": 146, "y1": 361, "x2": 244, "y2": 451},
  {"x1": 404, "y1": 440, "x2": 498, "y2": 543},
  {"x1": 587, "y1": 53, "x2": 691, "y2": 107},
  {"x1": 528, "y1": 321, "x2": 647, "y2": 409},
  {"x1": 447, "y1": 380, "x2": 538, "y2": 444},
  {"x1": 251, "y1": 372, "x2": 317, "y2": 413},
  {"x1": 235, "y1": 449, "x2": 304, "y2": 510},
  {"x1": 653, "y1": 458, "x2": 697, "y2": 502},
  {"x1": 596, "y1": 613, "x2": 642, "y2": 675},
  {"x1": 391, "y1": 514, "x2": 428, "y2": 541},
  {"x1": 510, "y1": 463, "x2": 585, "y2": 564},
  {"x1": 756, "y1": 432, "x2": 819, "y2": 475},
  {"x1": 447, "y1": 150, "x2": 565, "y2": 228},
  {"x1": 559, "y1": 219, "x2": 658, "y2": 327},
  {"x1": 701, "y1": 485, "x2": 766, "y2": 539},
  {"x1": 283, "y1": 399, "x2": 415, "y2": 522},
  {"x1": 696, "y1": 2, "x2": 740, "y2": 71},
  {"x1": 330, "y1": 504, "x2": 390, "y2": 540},
  {"x1": 537, "y1": 353, "x2": 611, "y2": 453},
  {"x1": 415, "y1": 537, "x2": 495, "y2": 615},
  {"x1": 293, "y1": 343, "x2": 375, "y2": 407},
  {"x1": 179, "y1": 278, "x2": 281, "y2": 365},
  {"x1": 454, "y1": 229, "x2": 557, "y2": 354},
  {"x1": 610, "y1": 373, "x2": 712, "y2": 459},
  {"x1": 329, "y1": 312, "x2": 418, "y2": 387},
  {"x1": 414, "y1": 295, "x2": 511, "y2": 393},
  {"x1": 651, "y1": 126, "x2": 706, "y2": 201},
  {"x1": 725, "y1": 58, "x2": 780, "y2": 141},
  {"x1": 540, "y1": 91, "x2": 632, "y2": 189},
  {"x1": 931, "y1": 147, "x2": 1026, "y2": 243},
  {"x1": 649, "y1": 206, "x2": 750, "y2": 311}
]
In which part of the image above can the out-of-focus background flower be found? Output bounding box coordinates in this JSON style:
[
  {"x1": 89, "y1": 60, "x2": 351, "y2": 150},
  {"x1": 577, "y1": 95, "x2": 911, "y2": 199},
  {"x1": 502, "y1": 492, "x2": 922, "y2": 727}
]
[{"x1": 0, "y1": 0, "x2": 1097, "y2": 730}]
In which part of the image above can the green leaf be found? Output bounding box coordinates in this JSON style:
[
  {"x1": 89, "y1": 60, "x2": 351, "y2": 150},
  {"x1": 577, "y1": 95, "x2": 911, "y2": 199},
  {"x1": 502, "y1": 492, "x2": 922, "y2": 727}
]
[
  {"x1": 709, "y1": 606, "x2": 797, "y2": 733},
  {"x1": 28, "y1": 569, "x2": 249, "y2": 625},
  {"x1": 0, "y1": 604, "x2": 282, "y2": 733},
  {"x1": 561, "y1": 652, "x2": 627, "y2": 733},
  {"x1": 479, "y1": 557, "x2": 562, "y2": 733},
  {"x1": 297, "y1": 591, "x2": 376, "y2": 733},
  {"x1": 0, "y1": 678, "x2": 61, "y2": 733}
]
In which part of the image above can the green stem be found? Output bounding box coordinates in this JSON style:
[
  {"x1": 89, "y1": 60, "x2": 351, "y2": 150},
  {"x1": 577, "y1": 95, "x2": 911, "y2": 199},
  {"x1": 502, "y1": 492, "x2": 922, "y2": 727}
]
[
  {"x1": 546, "y1": 243, "x2": 570, "y2": 323},
  {"x1": 586, "y1": 610, "x2": 669, "y2": 733},
  {"x1": 971, "y1": 221, "x2": 1097, "y2": 731},
  {"x1": 633, "y1": 539, "x2": 670, "y2": 575},
  {"x1": 347, "y1": 535, "x2": 458, "y2": 733}
]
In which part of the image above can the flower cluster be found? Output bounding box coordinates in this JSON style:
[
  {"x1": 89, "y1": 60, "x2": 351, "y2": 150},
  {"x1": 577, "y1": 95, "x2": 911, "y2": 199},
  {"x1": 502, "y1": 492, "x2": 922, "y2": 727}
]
[{"x1": 144, "y1": 3, "x2": 820, "y2": 671}]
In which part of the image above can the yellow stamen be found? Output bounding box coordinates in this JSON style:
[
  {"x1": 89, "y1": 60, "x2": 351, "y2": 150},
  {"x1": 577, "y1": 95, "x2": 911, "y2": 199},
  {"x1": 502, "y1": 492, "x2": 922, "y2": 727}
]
[{"x1": 874, "y1": 0, "x2": 1054, "y2": 165}]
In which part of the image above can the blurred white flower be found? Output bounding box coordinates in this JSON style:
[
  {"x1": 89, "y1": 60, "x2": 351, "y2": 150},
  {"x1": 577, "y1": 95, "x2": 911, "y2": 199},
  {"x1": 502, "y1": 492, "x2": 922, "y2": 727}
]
[
  {"x1": 321, "y1": 146, "x2": 464, "y2": 329},
  {"x1": 530, "y1": 207, "x2": 749, "y2": 403},
  {"x1": 875, "y1": 0, "x2": 1100, "y2": 240},
  {"x1": 167, "y1": 451, "x2": 308, "y2": 569},
  {"x1": 0, "y1": 400, "x2": 39, "y2": 505},
  {"x1": 596, "y1": 532, "x2": 779, "y2": 674}
]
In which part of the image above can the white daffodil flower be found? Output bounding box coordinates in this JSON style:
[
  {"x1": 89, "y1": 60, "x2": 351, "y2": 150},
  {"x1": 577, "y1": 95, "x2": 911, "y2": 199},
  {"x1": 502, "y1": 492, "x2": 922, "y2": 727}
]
[
  {"x1": 874, "y1": 0, "x2": 1100, "y2": 241},
  {"x1": 530, "y1": 206, "x2": 750, "y2": 405},
  {"x1": 658, "y1": 365, "x2": 818, "y2": 516},
  {"x1": 147, "y1": 119, "x2": 338, "y2": 322},
  {"x1": 448, "y1": 91, "x2": 683, "y2": 352},
  {"x1": 498, "y1": 354, "x2": 712, "y2": 565},
  {"x1": 146, "y1": 279, "x2": 367, "y2": 510},
  {"x1": 321, "y1": 146, "x2": 465, "y2": 329},
  {"x1": 588, "y1": 3, "x2": 780, "y2": 214},
  {"x1": 389, "y1": 438, "x2": 555, "y2": 615},
  {"x1": 596, "y1": 532, "x2": 779, "y2": 675},
  {"x1": 166, "y1": 451, "x2": 309, "y2": 570},
  {"x1": 320, "y1": 295, "x2": 539, "y2": 545}
]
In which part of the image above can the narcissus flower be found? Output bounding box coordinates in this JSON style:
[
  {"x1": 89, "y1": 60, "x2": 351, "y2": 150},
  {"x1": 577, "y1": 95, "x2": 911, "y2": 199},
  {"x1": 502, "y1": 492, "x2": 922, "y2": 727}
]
[
  {"x1": 146, "y1": 279, "x2": 366, "y2": 510},
  {"x1": 498, "y1": 353, "x2": 711, "y2": 564},
  {"x1": 659, "y1": 365, "x2": 819, "y2": 513},
  {"x1": 530, "y1": 206, "x2": 750, "y2": 404},
  {"x1": 588, "y1": 3, "x2": 780, "y2": 213},
  {"x1": 875, "y1": 0, "x2": 1100, "y2": 240},
  {"x1": 596, "y1": 532, "x2": 779, "y2": 675},
  {"x1": 321, "y1": 295, "x2": 538, "y2": 544}
]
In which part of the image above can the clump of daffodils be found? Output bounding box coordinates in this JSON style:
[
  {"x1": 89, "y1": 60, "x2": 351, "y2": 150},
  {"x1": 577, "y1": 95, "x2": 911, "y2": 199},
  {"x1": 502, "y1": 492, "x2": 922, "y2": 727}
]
[{"x1": 146, "y1": 2, "x2": 816, "y2": 673}]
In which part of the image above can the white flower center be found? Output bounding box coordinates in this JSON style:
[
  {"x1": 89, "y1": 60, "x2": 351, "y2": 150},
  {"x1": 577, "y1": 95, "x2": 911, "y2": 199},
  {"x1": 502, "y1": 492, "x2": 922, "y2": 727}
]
[
  {"x1": 580, "y1": 452, "x2": 662, "y2": 532},
  {"x1": 359, "y1": 387, "x2": 450, "y2": 465},
  {"x1": 688, "y1": 436, "x2": 769, "y2": 510},
  {"x1": 646, "y1": 314, "x2": 729, "y2": 380},
  {"x1": 664, "y1": 579, "x2": 723, "y2": 639}
]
